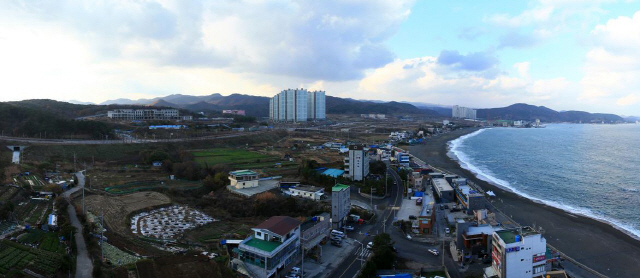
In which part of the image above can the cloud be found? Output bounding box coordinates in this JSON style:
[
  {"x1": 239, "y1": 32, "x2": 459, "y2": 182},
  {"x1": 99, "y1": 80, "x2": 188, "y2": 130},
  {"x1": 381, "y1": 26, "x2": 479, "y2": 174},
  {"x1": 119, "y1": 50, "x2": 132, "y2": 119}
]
[
  {"x1": 487, "y1": 6, "x2": 554, "y2": 27},
  {"x1": 1, "y1": 0, "x2": 414, "y2": 81},
  {"x1": 436, "y1": 50, "x2": 499, "y2": 72},
  {"x1": 498, "y1": 32, "x2": 541, "y2": 49},
  {"x1": 355, "y1": 57, "x2": 576, "y2": 109},
  {"x1": 580, "y1": 10, "x2": 640, "y2": 110}
]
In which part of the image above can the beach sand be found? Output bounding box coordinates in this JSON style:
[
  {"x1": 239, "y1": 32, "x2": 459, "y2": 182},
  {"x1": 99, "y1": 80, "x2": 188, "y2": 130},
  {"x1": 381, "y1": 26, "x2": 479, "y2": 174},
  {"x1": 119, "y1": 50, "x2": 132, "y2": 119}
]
[{"x1": 409, "y1": 128, "x2": 640, "y2": 278}]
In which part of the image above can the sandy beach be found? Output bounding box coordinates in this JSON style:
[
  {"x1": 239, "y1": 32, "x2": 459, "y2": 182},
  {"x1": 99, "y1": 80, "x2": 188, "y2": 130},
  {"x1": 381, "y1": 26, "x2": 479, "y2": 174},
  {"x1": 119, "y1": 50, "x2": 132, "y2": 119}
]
[{"x1": 409, "y1": 128, "x2": 640, "y2": 278}]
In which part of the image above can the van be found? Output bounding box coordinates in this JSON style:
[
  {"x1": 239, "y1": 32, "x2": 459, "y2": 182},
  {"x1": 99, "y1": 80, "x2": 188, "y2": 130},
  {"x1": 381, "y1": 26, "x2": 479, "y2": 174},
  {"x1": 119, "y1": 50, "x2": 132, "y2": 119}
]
[{"x1": 331, "y1": 230, "x2": 345, "y2": 238}]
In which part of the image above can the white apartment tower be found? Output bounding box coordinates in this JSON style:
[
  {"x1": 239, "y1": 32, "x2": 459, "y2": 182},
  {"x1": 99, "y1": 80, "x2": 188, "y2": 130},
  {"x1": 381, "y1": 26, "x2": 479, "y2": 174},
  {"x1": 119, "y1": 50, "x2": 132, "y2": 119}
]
[
  {"x1": 269, "y1": 88, "x2": 326, "y2": 122},
  {"x1": 344, "y1": 145, "x2": 369, "y2": 181},
  {"x1": 452, "y1": 105, "x2": 477, "y2": 119},
  {"x1": 484, "y1": 227, "x2": 547, "y2": 278}
]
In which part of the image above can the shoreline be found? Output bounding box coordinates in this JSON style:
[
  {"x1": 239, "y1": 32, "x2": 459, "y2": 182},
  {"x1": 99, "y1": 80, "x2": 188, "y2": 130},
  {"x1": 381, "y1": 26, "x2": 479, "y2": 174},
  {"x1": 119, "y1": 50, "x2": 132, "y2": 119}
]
[
  {"x1": 448, "y1": 128, "x2": 640, "y2": 242},
  {"x1": 409, "y1": 128, "x2": 640, "y2": 278}
]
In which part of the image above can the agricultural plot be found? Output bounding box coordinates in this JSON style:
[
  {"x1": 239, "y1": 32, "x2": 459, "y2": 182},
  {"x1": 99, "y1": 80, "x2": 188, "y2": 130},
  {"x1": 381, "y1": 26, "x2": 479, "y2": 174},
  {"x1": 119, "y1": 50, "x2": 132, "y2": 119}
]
[
  {"x1": 0, "y1": 187, "x2": 19, "y2": 202},
  {"x1": 192, "y1": 148, "x2": 291, "y2": 169},
  {"x1": 15, "y1": 200, "x2": 51, "y2": 225},
  {"x1": 105, "y1": 179, "x2": 202, "y2": 195},
  {"x1": 102, "y1": 242, "x2": 140, "y2": 266},
  {"x1": 131, "y1": 205, "x2": 215, "y2": 240},
  {"x1": 0, "y1": 240, "x2": 63, "y2": 276},
  {"x1": 16, "y1": 230, "x2": 66, "y2": 253},
  {"x1": 81, "y1": 192, "x2": 172, "y2": 235}
]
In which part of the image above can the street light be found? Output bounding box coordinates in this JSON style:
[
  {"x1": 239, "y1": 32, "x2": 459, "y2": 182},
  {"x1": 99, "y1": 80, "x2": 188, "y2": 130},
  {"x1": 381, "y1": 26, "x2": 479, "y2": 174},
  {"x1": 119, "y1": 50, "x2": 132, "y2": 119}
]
[{"x1": 353, "y1": 239, "x2": 365, "y2": 267}]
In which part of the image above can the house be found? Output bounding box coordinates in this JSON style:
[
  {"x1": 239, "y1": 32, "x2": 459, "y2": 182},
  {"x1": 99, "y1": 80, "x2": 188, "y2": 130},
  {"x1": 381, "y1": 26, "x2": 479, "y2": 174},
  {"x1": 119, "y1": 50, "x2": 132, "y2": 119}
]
[
  {"x1": 229, "y1": 170, "x2": 260, "y2": 189},
  {"x1": 331, "y1": 184, "x2": 351, "y2": 229},
  {"x1": 289, "y1": 185, "x2": 325, "y2": 201},
  {"x1": 233, "y1": 216, "x2": 301, "y2": 278},
  {"x1": 301, "y1": 213, "x2": 331, "y2": 261}
]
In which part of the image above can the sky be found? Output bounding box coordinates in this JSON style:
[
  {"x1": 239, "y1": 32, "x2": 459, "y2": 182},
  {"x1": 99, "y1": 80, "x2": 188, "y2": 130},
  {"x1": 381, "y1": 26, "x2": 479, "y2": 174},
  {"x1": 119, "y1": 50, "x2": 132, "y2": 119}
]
[{"x1": 1, "y1": 0, "x2": 640, "y2": 115}]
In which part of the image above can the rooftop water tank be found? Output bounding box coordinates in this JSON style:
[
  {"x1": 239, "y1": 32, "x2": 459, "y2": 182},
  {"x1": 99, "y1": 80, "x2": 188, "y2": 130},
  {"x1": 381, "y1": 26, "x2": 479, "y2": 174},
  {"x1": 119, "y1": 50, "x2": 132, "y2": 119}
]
[{"x1": 515, "y1": 235, "x2": 521, "y2": 242}]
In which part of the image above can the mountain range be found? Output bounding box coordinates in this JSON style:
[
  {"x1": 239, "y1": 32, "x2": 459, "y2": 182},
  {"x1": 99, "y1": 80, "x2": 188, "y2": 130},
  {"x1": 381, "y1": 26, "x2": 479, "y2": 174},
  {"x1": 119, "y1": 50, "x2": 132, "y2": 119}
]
[
  {"x1": 99, "y1": 93, "x2": 440, "y2": 117},
  {"x1": 477, "y1": 103, "x2": 624, "y2": 123}
]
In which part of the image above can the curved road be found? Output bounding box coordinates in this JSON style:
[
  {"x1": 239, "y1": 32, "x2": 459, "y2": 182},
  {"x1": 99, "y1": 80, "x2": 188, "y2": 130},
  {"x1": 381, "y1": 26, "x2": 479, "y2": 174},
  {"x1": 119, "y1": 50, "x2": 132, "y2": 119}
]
[{"x1": 64, "y1": 172, "x2": 93, "y2": 278}]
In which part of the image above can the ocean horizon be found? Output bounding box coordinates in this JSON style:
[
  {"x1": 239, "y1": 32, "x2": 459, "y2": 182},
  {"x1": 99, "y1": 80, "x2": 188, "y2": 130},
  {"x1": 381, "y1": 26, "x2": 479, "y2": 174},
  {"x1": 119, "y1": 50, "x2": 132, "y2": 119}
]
[{"x1": 449, "y1": 123, "x2": 640, "y2": 240}]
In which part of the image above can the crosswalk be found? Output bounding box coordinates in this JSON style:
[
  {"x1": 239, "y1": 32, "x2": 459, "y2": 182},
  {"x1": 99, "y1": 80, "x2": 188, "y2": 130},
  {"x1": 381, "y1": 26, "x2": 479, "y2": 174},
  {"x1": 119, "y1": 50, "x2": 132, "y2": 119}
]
[{"x1": 355, "y1": 247, "x2": 372, "y2": 258}]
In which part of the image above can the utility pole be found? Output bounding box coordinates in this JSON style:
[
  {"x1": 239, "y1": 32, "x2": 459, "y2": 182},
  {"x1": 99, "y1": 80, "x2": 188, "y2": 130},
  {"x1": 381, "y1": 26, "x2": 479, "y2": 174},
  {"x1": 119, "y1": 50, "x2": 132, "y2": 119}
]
[
  {"x1": 101, "y1": 210, "x2": 104, "y2": 261},
  {"x1": 73, "y1": 153, "x2": 76, "y2": 173}
]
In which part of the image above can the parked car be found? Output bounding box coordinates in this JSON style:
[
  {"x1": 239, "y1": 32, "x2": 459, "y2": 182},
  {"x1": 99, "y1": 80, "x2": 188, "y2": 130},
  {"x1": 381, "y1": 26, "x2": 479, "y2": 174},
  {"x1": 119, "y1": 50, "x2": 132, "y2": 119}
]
[
  {"x1": 366, "y1": 242, "x2": 373, "y2": 249},
  {"x1": 409, "y1": 215, "x2": 417, "y2": 220},
  {"x1": 331, "y1": 240, "x2": 342, "y2": 247},
  {"x1": 445, "y1": 227, "x2": 450, "y2": 234},
  {"x1": 428, "y1": 248, "x2": 439, "y2": 256},
  {"x1": 444, "y1": 205, "x2": 449, "y2": 209},
  {"x1": 344, "y1": 226, "x2": 355, "y2": 231}
]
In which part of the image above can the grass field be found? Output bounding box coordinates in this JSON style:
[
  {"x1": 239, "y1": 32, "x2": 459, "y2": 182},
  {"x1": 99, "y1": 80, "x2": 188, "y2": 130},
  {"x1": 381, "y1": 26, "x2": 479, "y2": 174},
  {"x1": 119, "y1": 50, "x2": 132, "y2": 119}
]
[{"x1": 192, "y1": 148, "x2": 296, "y2": 170}]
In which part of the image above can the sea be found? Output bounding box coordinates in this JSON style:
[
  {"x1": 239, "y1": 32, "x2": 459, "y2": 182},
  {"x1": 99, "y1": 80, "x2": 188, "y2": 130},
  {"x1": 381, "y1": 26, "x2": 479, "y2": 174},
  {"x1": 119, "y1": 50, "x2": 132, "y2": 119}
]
[{"x1": 448, "y1": 123, "x2": 640, "y2": 239}]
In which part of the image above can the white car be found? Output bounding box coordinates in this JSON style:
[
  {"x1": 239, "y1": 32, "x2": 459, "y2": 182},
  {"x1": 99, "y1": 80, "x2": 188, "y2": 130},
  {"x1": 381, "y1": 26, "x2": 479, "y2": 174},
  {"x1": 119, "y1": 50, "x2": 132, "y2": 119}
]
[
  {"x1": 367, "y1": 242, "x2": 373, "y2": 249},
  {"x1": 428, "y1": 248, "x2": 439, "y2": 256},
  {"x1": 344, "y1": 226, "x2": 355, "y2": 231},
  {"x1": 445, "y1": 228, "x2": 450, "y2": 234}
]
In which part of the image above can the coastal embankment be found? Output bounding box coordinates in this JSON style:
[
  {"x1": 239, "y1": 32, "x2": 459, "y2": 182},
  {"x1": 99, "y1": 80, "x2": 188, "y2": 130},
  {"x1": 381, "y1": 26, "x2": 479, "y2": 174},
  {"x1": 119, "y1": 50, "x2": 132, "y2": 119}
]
[{"x1": 409, "y1": 128, "x2": 640, "y2": 278}]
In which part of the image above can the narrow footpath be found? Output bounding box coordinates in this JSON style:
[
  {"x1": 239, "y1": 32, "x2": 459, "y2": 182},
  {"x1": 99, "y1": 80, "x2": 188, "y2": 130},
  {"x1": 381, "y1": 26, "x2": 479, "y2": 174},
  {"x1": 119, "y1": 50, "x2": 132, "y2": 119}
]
[{"x1": 63, "y1": 172, "x2": 93, "y2": 278}]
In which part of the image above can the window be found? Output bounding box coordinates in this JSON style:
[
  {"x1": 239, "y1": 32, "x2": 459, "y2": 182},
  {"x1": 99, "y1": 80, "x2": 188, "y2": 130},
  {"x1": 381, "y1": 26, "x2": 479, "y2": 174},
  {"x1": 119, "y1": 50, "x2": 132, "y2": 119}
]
[{"x1": 257, "y1": 232, "x2": 262, "y2": 237}]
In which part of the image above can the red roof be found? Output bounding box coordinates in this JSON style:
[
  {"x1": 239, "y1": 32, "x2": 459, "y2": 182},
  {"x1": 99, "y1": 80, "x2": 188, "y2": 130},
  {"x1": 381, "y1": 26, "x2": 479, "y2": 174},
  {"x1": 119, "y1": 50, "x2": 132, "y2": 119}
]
[{"x1": 255, "y1": 216, "x2": 301, "y2": 236}]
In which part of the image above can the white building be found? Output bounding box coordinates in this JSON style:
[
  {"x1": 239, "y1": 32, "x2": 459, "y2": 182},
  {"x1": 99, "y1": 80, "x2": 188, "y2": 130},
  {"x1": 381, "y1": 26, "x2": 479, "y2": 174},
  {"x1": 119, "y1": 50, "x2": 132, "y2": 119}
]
[
  {"x1": 234, "y1": 216, "x2": 301, "y2": 278},
  {"x1": 289, "y1": 185, "x2": 325, "y2": 201},
  {"x1": 228, "y1": 170, "x2": 260, "y2": 189},
  {"x1": 484, "y1": 227, "x2": 547, "y2": 278},
  {"x1": 331, "y1": 184, "x2": 350, "y2": 229},
  {"x1": 452, "y1": 105, "x2": 477, "y2": 119},
  {"x1": 344, "y1": 145, "x2": 369, "y2": 181},
  {"x1": 269, "y1": 88, "x2": 326, "y2": 122},
  {"x1": 107, "y1": 109, "x2": 191, "y2": 121},
  {"x1": 307, "y1": 90, "x2": 326, "y2": 120}
]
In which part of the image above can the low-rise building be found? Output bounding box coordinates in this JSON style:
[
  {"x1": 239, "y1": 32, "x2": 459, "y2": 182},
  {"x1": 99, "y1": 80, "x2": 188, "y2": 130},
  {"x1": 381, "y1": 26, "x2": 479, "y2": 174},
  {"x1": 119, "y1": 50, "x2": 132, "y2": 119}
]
[
  {"x1": 331, "y1": 184, "x2": 350, "y2": 229},
  {"x1": 229, "y1": 170, "x2": 260, "y2": 189},
  {"x1": 485, "y1": 227, "x2": 547, "y2": 278},
  {"x1": 396, "y1": 152, "x2": 410, "y2": 167},
  {"x1": 223, "y1": 110, "x2": 246, "y2": 116},
  {"x1": 415, "y1": 193, "x2": 435, "y2": 234},
  {"x1": 452, "y1": 179, "x2": 484, "y2": 212},
  {"x1": 289, "y1": 185, "x2": 325, "y2": 201},
  {"x1": 107, "y1": 109, "x2": 191, "y2": 121},
  {"x1": 233, "y1": 216, "x2": 301, "y2": 278},
  {"x1": 301, "y1": 213, "x2": 330, "y2": 261},
  {"x1": 432, "y1": 178, "x2": 454, "y2": 202}
]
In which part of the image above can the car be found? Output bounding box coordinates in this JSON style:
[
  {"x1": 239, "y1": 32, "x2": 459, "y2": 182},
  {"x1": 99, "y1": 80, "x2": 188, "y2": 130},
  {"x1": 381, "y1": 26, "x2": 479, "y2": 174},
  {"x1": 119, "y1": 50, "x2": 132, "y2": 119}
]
[
  {"x1": 428, "y1": 248, "x2": 440, "y2": 256},
  {"x1": 344, "y1": 226, "x2": 355, "y2": 231},
  {"x1": 331, "y1": 240, "x2": 342, "y2": 247},
  {"x1": 290, "y1": 267, "x2": 301, "y2": 274},
  {"x1": 445, "y1": 228, "x2": 450, "y2": 234},
  {"x1": 366, "y1": 242, "x2": 373, "y2": 249},
  {"x1": 330, "y1": 235, "x2": 341, "y2": 242},
  {"x1": 444, "y1": 205, "x2": 449, "y2": 209},
  {"x1": 408, "y1": 215, "x2": 417, "y2": 220},
  {"x1": 439, "y1": 205, "x2": 444, "y2": 210}
]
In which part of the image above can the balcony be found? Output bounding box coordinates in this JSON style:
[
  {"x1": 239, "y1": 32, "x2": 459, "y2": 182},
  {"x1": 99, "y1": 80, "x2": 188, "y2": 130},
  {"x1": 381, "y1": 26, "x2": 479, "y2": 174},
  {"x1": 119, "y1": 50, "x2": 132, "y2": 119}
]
[{"x1": 239, "y1": 234, "x2": 298, "y2": 258}]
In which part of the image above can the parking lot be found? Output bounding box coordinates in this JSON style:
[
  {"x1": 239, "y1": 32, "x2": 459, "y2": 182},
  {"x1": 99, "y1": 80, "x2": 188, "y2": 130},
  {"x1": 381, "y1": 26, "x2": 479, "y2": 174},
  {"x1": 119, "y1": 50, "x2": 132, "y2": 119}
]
[
  {"x1": 301, "y1": 236, "x2": 360, "y2": 278},
  {"x1": 131, "y1": 205, "x2": 216, "y2": 239}
]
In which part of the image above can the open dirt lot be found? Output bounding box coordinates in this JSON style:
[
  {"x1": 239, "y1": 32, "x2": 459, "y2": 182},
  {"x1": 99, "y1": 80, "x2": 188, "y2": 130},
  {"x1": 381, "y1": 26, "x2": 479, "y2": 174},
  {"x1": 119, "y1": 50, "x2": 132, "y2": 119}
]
[{"x1": 78, "y1": 191, "x2": 172, "y2": 235}]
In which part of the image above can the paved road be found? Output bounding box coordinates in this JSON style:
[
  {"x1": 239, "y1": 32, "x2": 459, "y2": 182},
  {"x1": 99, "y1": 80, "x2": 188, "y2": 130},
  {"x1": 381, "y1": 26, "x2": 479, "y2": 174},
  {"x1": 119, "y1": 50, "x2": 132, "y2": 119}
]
[
  {"x1": 63, "y1": 172, "x2": 93, "y2": 278},
  {"x1": 0, "y1": 131, "x2": 267, "y2": 145}
]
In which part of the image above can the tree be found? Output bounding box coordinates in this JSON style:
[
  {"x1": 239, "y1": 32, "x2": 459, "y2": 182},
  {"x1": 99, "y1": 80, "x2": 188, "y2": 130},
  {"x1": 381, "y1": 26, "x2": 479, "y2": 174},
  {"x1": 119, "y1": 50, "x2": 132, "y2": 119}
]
[
  {"x1": 358, "y1": 260, "x2": 377, "y2": 278},
  {"x1": 372, "y1": 233, "x2": 395, "y2": 269},
  {"x1": 369, "y1": 160, "x2": 387, "y2": 176}
]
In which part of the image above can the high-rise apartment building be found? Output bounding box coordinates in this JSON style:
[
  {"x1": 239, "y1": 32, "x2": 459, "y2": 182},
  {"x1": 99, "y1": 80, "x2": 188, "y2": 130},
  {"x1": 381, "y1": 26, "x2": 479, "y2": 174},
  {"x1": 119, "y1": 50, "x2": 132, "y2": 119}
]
[
  {"x1": 344, "y1": 145, "x2": 369, "y2": 181},
  {"x1": 331, "y1": 184, "x2": 350, "y2": 229},
  {"x1": 452, "y1": 105, "x2": 477, "y2": 119},
  {"x1": 484, "y1": 227, "x2": 547, "y2": 278},
  {"x1": 269, "y1": 88, "x2": 326, "y2": 122}
]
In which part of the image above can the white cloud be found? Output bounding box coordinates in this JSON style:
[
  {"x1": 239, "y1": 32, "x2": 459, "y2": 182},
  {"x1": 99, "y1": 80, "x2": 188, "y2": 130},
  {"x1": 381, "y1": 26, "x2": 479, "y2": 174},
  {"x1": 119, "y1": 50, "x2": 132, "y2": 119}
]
[
  {"x1": 488, "y1": 6, "x2": 554, "y2": 27},
  {"x1": 580, "y1": 10, "x2": 640, "y2": 112}
]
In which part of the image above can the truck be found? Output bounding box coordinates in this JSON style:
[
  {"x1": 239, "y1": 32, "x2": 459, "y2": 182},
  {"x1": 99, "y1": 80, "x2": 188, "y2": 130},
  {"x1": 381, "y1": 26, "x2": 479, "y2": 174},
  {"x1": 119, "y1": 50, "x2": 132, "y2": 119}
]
[{"x1": 416, "y1": 197, "x2": 423, "y2": 206}]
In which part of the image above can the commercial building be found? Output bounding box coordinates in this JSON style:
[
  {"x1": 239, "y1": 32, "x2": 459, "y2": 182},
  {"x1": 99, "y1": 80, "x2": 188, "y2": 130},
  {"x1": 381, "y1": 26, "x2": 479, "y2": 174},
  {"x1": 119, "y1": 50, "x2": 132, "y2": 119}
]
[
  {"x1": 107, "y1": 109, "x2": 192, "y2": 121},
  {"x1": 452, "y1": 178, "x2": 484, "y2": 212},
  {"x1": 307, "y1": 90, "x2": 326, "y2": 120},
  {"x1": 344, "y1": 145, "x2": 369, "y2": 181},
  {"x1": 289, "y1": 185, "x2": 325, "y2": 201},
  {"x1": 331, "y1": 184, "x2": 351, "y2": 229},
  {"x1": 456, "y1": 222, "x2": 503, "y2": 259},
  {"x1": 229, "y1": 170, "x2": 260, "y2": 189},
  {"x1": 416, "y1": 193, "x2": 435, "y2": 234},
  {"x1": 223, "y1": 110, "x2": 246, "y2": 116},
  {"x1": 268, "y1": 88, "x2": 326, "y2": 122},
  {"x1": 432, "y1": 178, "x2": 454, "y2": 202},
  {"x1": 396, "y1": 152, "x2": 410, "y2": 167},
  {"x1": 452, "y1": 105, "x2": 477, "y2": 119},
  {"x1": 485, "y1": 227, "x2": 547, "y2": 278},
  {"x1": 233, "y1": 216, "x2": 301, "y2": 278},
  {"x1": 301, "y1": 213, "x2": 331, "y2": 260}
]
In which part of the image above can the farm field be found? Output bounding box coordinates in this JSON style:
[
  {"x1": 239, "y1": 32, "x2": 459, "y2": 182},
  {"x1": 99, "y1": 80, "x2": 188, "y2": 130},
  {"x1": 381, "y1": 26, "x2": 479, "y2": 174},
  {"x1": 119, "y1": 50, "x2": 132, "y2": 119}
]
[
  {"x1": 0, "y1": 240, "x2": 64, "y2": 276},
  {"x1": 79, "y1": 192, "x2": 172, "y2": 235},
  {"x1": 15, "y1": 200, "x2": 51, "y2": 226},
  {"x1": 192, "y1": 148, "x2": 293, "y2": 169},
  {"x1": 17, "y1": 230, "x2": 66, "y2": 253},
  {"x1": 105, "y1": 179, "x2": 202, "y2": 194},
  {"x1": 102, "y1": 242, "x2": 140, "y2": 266},
  {"x1": 185, "y1": 220, "x2": 254, "y2": 244}
]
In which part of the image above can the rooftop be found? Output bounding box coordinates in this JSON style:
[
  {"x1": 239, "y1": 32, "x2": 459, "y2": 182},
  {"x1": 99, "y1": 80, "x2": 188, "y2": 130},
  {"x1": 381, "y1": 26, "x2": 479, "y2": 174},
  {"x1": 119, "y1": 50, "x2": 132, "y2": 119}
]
[
  {"x1": 332, "y1": 184, "x2": 350, "y2": 192},
  {"x1": 230, "y1": 170, "x2": 258, "y2": 176},
  {"x1": 496, "y1": 227, "x2": 539, "y2": 244},
  {"x1": 243, "y1": 238, "x2": 282, "y2": 253},
  {"x1": 433, "y1": 178, "x2": 453, "y2": 191},
  {"x1": 293, "y1": 185, "x2": 324, "y2": 193},
  {"x1": 255, "y1": 216, "x2": 301, "y2": 236}
]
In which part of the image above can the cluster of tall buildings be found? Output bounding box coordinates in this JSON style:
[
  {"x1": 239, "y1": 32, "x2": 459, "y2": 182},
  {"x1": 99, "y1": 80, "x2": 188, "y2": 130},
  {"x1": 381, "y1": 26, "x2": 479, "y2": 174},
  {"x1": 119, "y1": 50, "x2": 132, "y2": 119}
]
[
  {"x1": 269, "y1": 88, "x2": 326, "y2": 122},
  {"x1": 452, "y1": 105, "x2": 477, "y2": 119}
]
